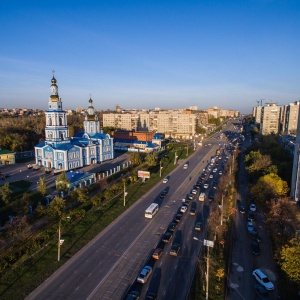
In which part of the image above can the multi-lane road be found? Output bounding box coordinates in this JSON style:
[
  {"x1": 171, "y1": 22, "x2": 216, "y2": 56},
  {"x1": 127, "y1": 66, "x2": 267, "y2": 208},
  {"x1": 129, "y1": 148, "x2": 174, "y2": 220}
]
[{"x1": 25, "y1": 137, "x2": 227, "y2": 300}]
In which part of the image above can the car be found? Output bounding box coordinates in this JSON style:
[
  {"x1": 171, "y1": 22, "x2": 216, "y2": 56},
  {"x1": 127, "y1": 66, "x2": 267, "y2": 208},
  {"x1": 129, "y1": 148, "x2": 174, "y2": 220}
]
[
  {"x1": 183, "y1": 163, "x2": 189, "y2": 169},
  {"x1": 209, "y1": 174, "x2": 213, "y2": 179},
  {"x1": 189, "y1": 206, "x2": 196, "y2": 215},
  {"x1": 194, "y1": 184, "x2": 200, "y2": 190},
  {"x1": 254, "y1": 283, "x2": 271, "y2": 300},
  {"x1": 162, "y1": 231, "x2": 173, "y2": 243},
  {"x1": 124, "y1": 290, "x2": 140, "y2": 300},
  {"x1": 191, "y1": 189, "x2": 197, "y2": 195},
  {"x1": 203, "y1": 183, "x2": 209, "y2": 189},
  {"x1": 168, "y1": 222, "x2": 177, "y2": 232},
  {"x1": 182, "y1": 199, "x2": 191, "y2": 206},
  {"x1": 174, "y1": 213, "x2": 183, "y2": 223},
  {"x1": 152, "y1": 248, "x2": 163, "y2": 260},
  {"x1": 239, "y1": 205, "x2": 245, "y2": 214},
  {"x1": 249, "y1": 230, "x2": 262, "y2": 242},
  {"x1": 169, "y1": 243, "x2": 181, "y2": 256},
  {"x1": 250, "y1": 203, "x2": 256, "y2": 211},
  {"x1": 145, "y1": 292, "x2": 157, "y2": 300},
  {"x1": 188, "y1": 193, "x2": 194, "y2": 200},
  {"x1": 213, "y1": 168, "x2": 218, "y2": 173},
  {"x1": 248, "y1": 211, "x2": 255, "y2": 221},
  {"x1": 247, "y1": 221, "x2": 254, "y2": 232},
  {"x1": 208, "y1": 194, "x2": 214, "y2": 202},
  {"x1": 218, "y1": 170, "x2": 223, "y2": 175},
  {"x1": 137, "y1": 266, "x2": 152, "y2": 284},
  {"x1": 180, "y1": 205, "x2": 188, "y2": 213},
  {"x1": 195, "y1": 221, "x2": 203, "y2": 231},
  {"x1": 251, "y1": 241, "x2": 260, "y2": 255},
  {"x1": 160, "y1": 190, "x2": 168, "y2": 199},
  {"x1": 252, "y1": 269, "x2": 274, "y2": 291},
  {"x1": 162, "y1": 177, "x2": 168, "y2": 183}
]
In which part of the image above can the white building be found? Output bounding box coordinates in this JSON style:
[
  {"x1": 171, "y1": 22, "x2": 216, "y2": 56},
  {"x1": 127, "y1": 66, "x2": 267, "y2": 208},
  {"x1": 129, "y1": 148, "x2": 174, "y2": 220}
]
[{"x1": 35, "y1": 75, "x2": 114, "y2": 171}]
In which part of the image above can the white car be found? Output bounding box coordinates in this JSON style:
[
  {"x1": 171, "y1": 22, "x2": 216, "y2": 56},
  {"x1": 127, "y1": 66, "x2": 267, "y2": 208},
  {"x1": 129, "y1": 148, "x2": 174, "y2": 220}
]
[
  {"x1": 180, "y1": 205, "x2": 188, "y2": 213},
  {"x1": 162, "y1": 177, "x2": 168, "y2": 183},
  {"x1": 252, "y1": 269, "x2": 274, "y2": 290},
  {"x1": 250, "y1": 203, "x2": 256, "y2": 211},
  {"x1": 191, "y1": 189, "x2": 197, "y2": 195},
  {"x1": 137, "y1": 266, "x2": 152, "y2": 284}
]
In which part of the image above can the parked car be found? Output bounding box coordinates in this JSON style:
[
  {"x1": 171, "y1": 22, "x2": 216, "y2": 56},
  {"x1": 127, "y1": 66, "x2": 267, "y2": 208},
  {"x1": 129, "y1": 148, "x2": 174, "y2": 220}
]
[
  {"x1": 137, "y1": 266, "x2": 152, "y2": 284},
  {"x1": 254, "y1": 283, "x2": 271, "y2": 300},
  {"x1": 247, "y1": 221, "x2": 254, "y2": 232},
  {"x1": 189, "y1": 202, "x2": 197, "y2": 215},
  {"x1": 124, "y1": 290, "x2": 140, "y2": 300},
  {"x1": 239, "y1": 205, "x2": 245, "y2": 214},
  {"x1": 152, "y1": 248, "x2": 163, "y2": 260},
  {"x1": 162, "y1": 231, "x2": 173, "y2": 243},
  {"x1": 249, "y1": 230, "x2": 262, "y2": 242},
  {"x1": 248, "y1": 211, "x2": 255, "y2": 221},
  {"x1": 191, "y1": 189, "x2": 197, "y2": 195},
  {"x1": 173, "y1": 213, "x2": 183, "y2": 223},
  {"x1": 250, "y1": 203, "x2": 257, "y2": 211},
  {"x1": 251, "y1": 242, "x2": 260, "y2": 255},
  {"x1": 169, "y1": 243, "x2": 181, "y2": 256},
  {"x1": 168, "y1": 222, "x2": 177, "y2": 232},
  {"x1": 252, "y1": 269, "x2": 274, "y2": 291},
  {"x1": 195, "y1": 221, "x2": 203, "y2": 231},
  {"x1": 203, "y1": 183, "x2": 209, "y2": 189},
  {"x1": 145, "y1": 292, "x2": 157, "y2": 300},
  {"x1": 180, "y1": 205, "x2": 188, "y2": 213}
]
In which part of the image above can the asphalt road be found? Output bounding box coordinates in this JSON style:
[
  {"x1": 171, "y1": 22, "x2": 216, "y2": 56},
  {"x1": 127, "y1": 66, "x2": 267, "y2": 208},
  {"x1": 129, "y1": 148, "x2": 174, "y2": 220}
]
[
  {"x1": 25, "y1": 139, "x2": 225, "y2": 300},
  {"x1": 226, "y1": 129, "x2": 279, "y2": 300}
]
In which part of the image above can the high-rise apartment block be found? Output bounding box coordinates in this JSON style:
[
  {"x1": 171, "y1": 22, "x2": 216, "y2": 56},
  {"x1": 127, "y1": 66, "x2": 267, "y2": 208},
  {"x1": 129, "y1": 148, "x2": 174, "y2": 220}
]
[{"x1": 260, "y1": 103, "x2": 281, "y2": 135}]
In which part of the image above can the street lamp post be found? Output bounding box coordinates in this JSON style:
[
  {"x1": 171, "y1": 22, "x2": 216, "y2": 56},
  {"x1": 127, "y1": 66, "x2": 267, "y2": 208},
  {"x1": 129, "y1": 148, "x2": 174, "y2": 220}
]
[
  {"x1": 123, "y1": 180, "x2": 126, "y2": 206},
  {"x1": 58, "y1": 219, "x2": 61, "y2": 261}
]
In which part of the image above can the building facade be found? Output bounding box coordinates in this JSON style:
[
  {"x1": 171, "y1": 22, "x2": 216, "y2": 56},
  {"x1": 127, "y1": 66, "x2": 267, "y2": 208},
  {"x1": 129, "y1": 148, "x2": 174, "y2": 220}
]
[
  {"x1": 35, "y1": 75, "x2": 114, "y2": 171},
  {"x1": 260, "y1": 103, "x2": 280, "y2": 135}
]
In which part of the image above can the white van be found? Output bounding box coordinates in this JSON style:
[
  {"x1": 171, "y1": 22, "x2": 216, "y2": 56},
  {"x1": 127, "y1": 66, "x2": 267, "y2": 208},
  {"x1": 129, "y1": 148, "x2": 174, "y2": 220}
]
[{"x1": 199, "y1": 192, "x2": 205, "y2": 201}]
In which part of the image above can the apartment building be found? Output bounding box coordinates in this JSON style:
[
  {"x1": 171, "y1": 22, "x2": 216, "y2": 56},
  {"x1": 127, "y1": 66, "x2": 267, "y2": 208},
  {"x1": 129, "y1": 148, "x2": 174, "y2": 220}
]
[
  {"x1": 281, "y1": 101, "x2": 300, "y2": 135},
  {"x1": 252, "y1": 105, "x2": 262, "y2": 124},
  {"x1": 260, "y1": 103, "x2": 280, "y2": 135},
  {"x1": 103, "y1": 110, "x2": 196, "y2": 138}
]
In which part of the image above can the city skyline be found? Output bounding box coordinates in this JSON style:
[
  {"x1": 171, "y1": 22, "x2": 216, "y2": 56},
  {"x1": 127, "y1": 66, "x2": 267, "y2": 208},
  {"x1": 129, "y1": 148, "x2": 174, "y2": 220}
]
[{"x1": 1, "y1": 0, "x2": 299, "y2": 114}]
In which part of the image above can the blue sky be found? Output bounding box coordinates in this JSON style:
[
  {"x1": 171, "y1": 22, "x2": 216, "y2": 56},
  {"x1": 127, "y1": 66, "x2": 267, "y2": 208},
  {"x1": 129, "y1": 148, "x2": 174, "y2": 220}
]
[{"x1": 0, "y1": 0, "x2": 299, "y2": 114}]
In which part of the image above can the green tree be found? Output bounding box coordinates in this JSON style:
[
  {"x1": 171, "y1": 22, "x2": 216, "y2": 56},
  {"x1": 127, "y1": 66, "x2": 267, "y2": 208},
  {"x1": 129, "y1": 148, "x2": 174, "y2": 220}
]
[
  {"x1": 245, "y1": 150, "x2": 272, "y2": 174},
  {"x1": 145, "y1": 153, "x2": 158, "y2": 167},
  {"x1": 130, "y1": 152, "x2": 142, "y2": 165},
  {"x1": 0, "y1": 182, "x2": 13, "y2": 204},
  {"x1": 38, "y1": 177, "x2": 47, "y2": 197},
  {"x1": 46, "y1": 196, "x2": 66, "y2": 221},
  {"x1": 281, "y1": 238, "x2": 300, "y2": 282},
  {"x1": 75, "y1": 188, "x2": 89, "y2": 203},
  {"x1": 56, "y1": 172, "x2": 69, "y2": 196},
  {"x1": 251, "y1": 173, "x2": 289, "y2": 203}
]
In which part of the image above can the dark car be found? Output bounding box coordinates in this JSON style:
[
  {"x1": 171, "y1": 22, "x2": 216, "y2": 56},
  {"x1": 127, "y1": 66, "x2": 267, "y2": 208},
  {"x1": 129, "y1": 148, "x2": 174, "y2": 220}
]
[
  {"x1": 168, "y1": 222, "x2": 177, "y2": 232},
  {"x1": 249, "y1": 230, "x2": 262, "y2": 242},
  {"x1": 169, "y1": 243, "x2": 181, "y2": 256},
  {"x1": 239, "y1": 205, "x2": 245, "y2": 214},
  {"x1": 174, "y1": 213, "x2": 183, "y2": 223},
  {"x1": 145, "y1": 292, "x2": 156, "y2": 300},
  {"x1": 195, "y1": 221, "x2": 203, "y2": 231},
  {"x1": 124, "y1": 290, "x2": 140, "y2": 300},
  {"x1": 254, "y1": 283, "x2": 271, "y2": 300},
  {"x1": 247, "y1": 210, "x2": 255, "y2": 221},
  {"x1": 208, "y1": 194, "x2": 214, "y2": 202},
  {"x1": 251, "y1": 241, "x2": 260, "y2": 255},
  {"x1": 189, "y1": 202, "x2": 197, "y2": 215},
  {"x1": 162, "y1": 231, "x2": 173, "y2": 243},
  {"x1": 160, "y1": 190, "x2": 168, "y2": 199}
]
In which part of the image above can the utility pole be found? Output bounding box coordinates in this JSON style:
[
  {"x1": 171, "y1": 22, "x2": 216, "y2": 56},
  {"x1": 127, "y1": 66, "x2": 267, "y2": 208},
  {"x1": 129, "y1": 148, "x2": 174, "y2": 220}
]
[
  {"x1": 186, "y1": 143, "x2": 189, "y2": 157},
  {"x1": 123, "y1": 180, "x2": 126, "y2": 206},
  {"x1": 204, "y1": 239, "x2": 214, "y2": 300},
  {"x1": 221, "y1": 192, "x2": 224, "y2": 226},
  {"x1": 160, "y1": 160, "x2": 162, "y2": 177},
  {"x1": 174, "y1": 151, "x2": 178, "y2": 165},
  {"x1": 58, "y1": 219, "x2": 61, "y2": 261}
]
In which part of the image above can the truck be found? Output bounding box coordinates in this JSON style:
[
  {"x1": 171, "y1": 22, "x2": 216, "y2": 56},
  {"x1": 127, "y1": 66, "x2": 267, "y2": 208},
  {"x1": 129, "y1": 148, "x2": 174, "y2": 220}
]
[{"x1": 199, "y1": 192, "x2": 205, "y2": 201}]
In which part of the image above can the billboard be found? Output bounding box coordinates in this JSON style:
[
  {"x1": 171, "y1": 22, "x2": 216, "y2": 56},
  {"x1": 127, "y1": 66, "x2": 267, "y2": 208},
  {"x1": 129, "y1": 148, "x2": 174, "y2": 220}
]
[{"x1": 138, "y1": 170, "x2": 150, "y2": 179}]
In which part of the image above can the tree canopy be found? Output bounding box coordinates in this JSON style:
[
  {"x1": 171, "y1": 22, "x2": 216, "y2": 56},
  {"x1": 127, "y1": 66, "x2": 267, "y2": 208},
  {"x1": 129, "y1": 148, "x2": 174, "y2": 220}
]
[
  {"x1": 250, "y1": 173, "x2": 289, "y2": 203},
  {"x1": 281, "y1": 238, "x2": 300, "y2": 283}
]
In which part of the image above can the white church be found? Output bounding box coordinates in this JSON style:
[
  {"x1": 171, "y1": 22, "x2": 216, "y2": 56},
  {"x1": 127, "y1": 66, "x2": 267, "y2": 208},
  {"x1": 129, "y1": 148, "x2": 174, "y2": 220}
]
[{"x1": 35, "y1": 74, "x2": 114, "y2": 171}]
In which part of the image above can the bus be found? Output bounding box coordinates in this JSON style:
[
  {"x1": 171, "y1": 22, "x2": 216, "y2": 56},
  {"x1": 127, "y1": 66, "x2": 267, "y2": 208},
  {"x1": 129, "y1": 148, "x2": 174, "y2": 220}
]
[{"x1": 145, "y1": 203, "x2": 159, "y2": 219}]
